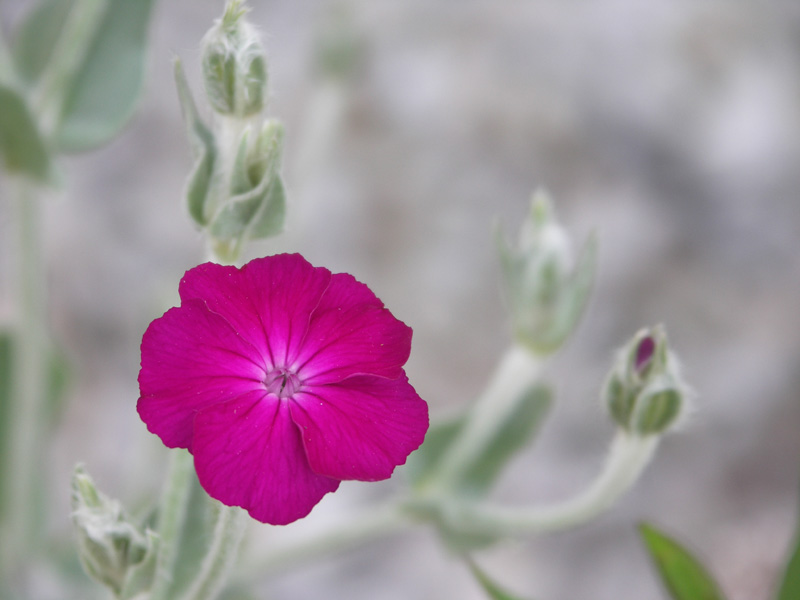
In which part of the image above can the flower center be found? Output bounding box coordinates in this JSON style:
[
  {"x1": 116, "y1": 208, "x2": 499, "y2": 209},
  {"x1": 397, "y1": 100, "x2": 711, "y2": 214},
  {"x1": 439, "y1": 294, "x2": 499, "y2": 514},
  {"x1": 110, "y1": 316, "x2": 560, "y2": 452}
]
[{"x1": 264, "y1": 367, "x2": 302, "y2": 399}]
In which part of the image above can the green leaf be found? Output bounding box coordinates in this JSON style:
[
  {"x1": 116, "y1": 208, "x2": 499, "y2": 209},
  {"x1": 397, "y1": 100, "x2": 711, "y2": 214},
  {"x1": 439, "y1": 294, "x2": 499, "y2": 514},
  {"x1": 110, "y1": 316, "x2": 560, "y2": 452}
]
[
  {"x1": 11, "y1": 0, "x2": 76, "y2": 86},
  {"x1": 54, "y1": 0, "x2": 155, "y2": 152},
  {"x1": 248, "y1": 176, "x2": 286, "y2": 239},
  {"x1": 174, "y1": 58, "x2": 216, "y2": 226},
  {"x1": 0, "y1": 84, "x2": 52, "y2": 180},
  {"x1": 639, "y1": 522, "x2": 726, "y2": 600},
  {"x1": 776, "y1": 471, "x2": 800, "y2": 600},
  {"x1": 408, "y1": 385, "x2": 551, "y2": 498},
  {"x1": 209, "y1": 174, "x2": 285, "y2": 242},
  {"x1": 467, "y1": 559, "x2": 532, "y2": 600},
  {"x1": 461, "y1": 384, "x2": 551, "y2": 496},
  {"x1": 406, "y1": 417, "x2": 464, "y2": 486},
  {"x1": 118, "y1": 530, "x2": 158, "y2": 600}
]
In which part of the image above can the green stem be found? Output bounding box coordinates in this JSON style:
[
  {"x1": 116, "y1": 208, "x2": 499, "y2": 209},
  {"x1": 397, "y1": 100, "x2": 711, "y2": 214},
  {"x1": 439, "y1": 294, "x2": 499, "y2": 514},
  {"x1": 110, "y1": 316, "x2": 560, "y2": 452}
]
[
  {"x1": 149, "y1": 449, "x2": 194, "y2": 600},
  {"x1": 440, "y1": 432, "x2": 659, "y2": 537},
  {"x1": 1, "y1": 176, "x2": 48, "y2": 576},
  {"x1": 179, "y1": 504, "x2": 247, "y2": 600}
]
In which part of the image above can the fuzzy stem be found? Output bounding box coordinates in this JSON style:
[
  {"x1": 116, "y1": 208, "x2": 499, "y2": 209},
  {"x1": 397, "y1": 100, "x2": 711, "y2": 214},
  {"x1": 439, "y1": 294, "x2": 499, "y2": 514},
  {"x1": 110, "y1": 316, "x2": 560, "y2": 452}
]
[
  {"x1": 0, "y1": 177, "x2": 50, "y2": 591},
  {"x1": 148, "y1": 449, "x2": 194, "y2": 600},
  {"x1": 442, "y1": 432, "x2": 659, "y2": 537},
  {"x1": 179, "y1": 504, "x2": 247, "y2": 600}
]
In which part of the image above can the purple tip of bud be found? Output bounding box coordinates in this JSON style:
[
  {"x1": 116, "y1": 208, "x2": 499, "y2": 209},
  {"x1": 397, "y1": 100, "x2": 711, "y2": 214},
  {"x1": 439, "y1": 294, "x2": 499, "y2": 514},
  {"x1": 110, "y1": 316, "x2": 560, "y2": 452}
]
[{"x1": 635, "y1": 336, "x2": 656, "y2": 372}]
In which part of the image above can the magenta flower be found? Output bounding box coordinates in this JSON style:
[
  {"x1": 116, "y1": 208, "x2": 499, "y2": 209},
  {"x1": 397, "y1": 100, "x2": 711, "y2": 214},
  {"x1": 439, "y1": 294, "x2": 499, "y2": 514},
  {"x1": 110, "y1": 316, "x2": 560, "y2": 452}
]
[{"x1": 138, "y1": 254, "x2": 428, "y2": 525}]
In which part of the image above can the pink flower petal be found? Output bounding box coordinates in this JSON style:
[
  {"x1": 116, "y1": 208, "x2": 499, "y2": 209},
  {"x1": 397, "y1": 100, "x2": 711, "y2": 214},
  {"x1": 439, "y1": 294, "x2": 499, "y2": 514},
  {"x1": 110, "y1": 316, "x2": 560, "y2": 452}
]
[
  {"x1": 294, "y1": 273, "x2": 412, "y2": 383},
  {"x1": 138, "y1": 300, "x2": 266, "y2": 450},
  {"x1": 179, "y1": 255, "x2": 332, "y2": 367},
  {"x1": 193, "y1": 392, "x2": 340, "y2": 525},
  {"x1": 290, "y1": 375, "x2": 428, "y2": 481},
  {"x1": 178, "y1": 262, "x2": 270, "y2": 356}
]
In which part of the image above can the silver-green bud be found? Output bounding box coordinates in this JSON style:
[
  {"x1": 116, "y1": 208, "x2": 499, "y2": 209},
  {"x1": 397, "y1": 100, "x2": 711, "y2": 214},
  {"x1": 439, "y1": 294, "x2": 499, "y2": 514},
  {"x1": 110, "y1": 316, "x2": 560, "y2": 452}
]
[
  {"x1": 497, "y1": 189, "x2": 596, "y2": 355},
  {"x1": 71, "y1": 465, "x2": 156, "y2": 597},
  {"x1": 603, "y1": 326, "x2": 689, "y2": 436},
  {"x1": 201, "y1": 1, "x2": 268, "y2": 117}
]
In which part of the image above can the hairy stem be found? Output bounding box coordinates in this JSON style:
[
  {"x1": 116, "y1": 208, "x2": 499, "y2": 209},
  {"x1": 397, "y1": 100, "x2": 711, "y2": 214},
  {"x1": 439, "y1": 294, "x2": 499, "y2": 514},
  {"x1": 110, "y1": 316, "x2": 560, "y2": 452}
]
[
  {"x1": 148, "y1": 449, "x2": 194, "y2": 600},
  {"x1": 443, "y1": 432, "x2": 659, "y2": 536},
  {"x1": 1, "y1": 177, "x2": 48, "y2": 577},
  {"x1": 180, "y1": 504, "x2": 247, "y2": 600}
]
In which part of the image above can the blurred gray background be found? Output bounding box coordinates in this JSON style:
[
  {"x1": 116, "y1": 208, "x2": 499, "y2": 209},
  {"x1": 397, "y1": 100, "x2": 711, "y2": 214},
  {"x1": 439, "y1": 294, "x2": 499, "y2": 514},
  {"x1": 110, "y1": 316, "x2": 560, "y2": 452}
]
[{"x1": 3, "y1": 1, "x2": 800, "y2": 599}]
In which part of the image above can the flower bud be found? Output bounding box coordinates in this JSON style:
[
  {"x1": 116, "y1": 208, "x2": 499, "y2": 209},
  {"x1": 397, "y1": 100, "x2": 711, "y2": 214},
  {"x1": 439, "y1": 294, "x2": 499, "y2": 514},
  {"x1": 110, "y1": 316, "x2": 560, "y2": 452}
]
[
  {"x1": 603, "y1": 326, "x2": 689, "y2": 436},
  {"x1": 71, "y1": 465, "x2": 156, "y2": 597},
  {"x1": 497, "y1": 189, "x2": 596, "y2": 355},
  {"x1": 201, "y1": 1, "x2": 268, "y2": 117}
]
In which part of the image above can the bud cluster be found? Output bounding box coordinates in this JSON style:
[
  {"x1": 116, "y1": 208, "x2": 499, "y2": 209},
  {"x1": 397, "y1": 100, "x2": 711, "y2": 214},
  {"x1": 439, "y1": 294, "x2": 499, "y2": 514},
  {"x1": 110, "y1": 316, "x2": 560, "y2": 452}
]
[
  {"x1": 603, "y1": 325, "x2": 689, "y2": 435},
  {"x1": 176, "y1": 0, "x2": 285, "y2": 263},
  {"x1": 71, "y1": 466, "x2": 156, "y2": 599},
  {"x1": 497, "y1": 189, "x2": 596, "y2": 355}
]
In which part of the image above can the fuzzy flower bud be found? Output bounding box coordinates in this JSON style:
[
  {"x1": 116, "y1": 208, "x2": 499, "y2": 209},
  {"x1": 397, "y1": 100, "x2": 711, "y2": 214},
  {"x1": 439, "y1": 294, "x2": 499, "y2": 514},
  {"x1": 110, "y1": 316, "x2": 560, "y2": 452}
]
[
  {"x1": 201, "y1": 0, "x2": 267, "y2": 117},
  {"x1": 603, "y1": 325, "x2": 689, "y2": 435},
  {"x1": 71, "y1": 465, "x2": 156, "y2": 598},
  {"x1": 497, "y1": 189, "x2": 596, "y2": 355}
]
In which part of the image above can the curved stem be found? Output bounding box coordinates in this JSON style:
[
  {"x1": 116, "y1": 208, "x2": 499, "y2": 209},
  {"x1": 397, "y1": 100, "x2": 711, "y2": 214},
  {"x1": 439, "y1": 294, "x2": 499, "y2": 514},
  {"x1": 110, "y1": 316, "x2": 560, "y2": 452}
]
[{"x1": 443, "y1": 432, "x2": 659, "y2": 537}]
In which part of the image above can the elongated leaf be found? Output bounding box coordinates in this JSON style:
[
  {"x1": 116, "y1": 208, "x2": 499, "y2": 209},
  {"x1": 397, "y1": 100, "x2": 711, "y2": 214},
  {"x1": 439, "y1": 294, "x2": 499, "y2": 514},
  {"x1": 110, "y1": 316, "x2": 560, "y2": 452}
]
[
  {"x1": 776, "y1": 471, "x2": 800, "y2": 600},
  {"x1": 639, "y1": 522, "x2": 726, "y2": 600},
  {"x1": 408, "y1": 384, "x2": 551, "y2": 498},
  {"x1": 55, "y1": 0, "x2": 155, "y2": 152},
  {"x1": 174, "y1": 58, "x2": 216, "y2": 226},
  {"x1": 467, "y1": 559, "x2": 532, "y2": 600},
  {"x1": 12, "y1": 0, "x2": 76, "y2": 86},
  {"x1": 462, "y1": 384, "x2": 550, "y2": 496},
  {"x1": 406, "y1": 417, "x2": 463, "y2": 486},
  {"x1": 0, "y1": 84, "x2": 52, "y2": 180}
]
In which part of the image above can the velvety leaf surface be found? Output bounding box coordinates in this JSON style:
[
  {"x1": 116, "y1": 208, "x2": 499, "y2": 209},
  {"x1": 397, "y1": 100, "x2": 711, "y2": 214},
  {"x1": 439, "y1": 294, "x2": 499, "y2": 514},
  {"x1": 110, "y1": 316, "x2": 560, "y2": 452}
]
[
  {"x1": 12, "y1": 0, "x2": 75, "y2": 85},
  {"x1": 55, "y1": 0, "x2": 155, "y2": 152}
]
